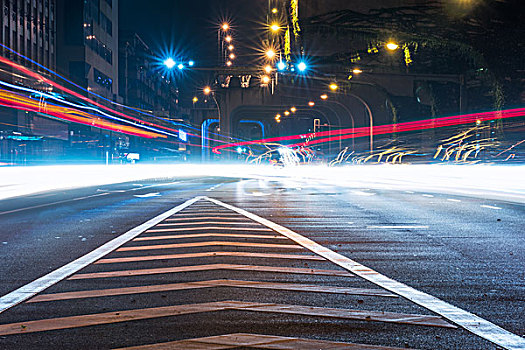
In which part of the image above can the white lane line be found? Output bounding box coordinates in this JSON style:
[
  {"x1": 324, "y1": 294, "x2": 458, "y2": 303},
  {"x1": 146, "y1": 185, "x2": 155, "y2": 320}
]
[
  {"x1": 134, "y1": 192, "x2": 161, "y2": 198},
  {"x1": 481, "y1": 205, "x2": 502, "y2": 210},
  {"x1": 0, "y1": 196, "x2": 203, "y2": 314},
  {"x1": 206, "y1": 183, "x2": 224, "y2": 192},
  {"x1": 367, "y1": 225, "x2": 429, "y2": 229},
  {"x1": 204, "y1": 196, "x2": 525, "y2": 350},
  {"x1": 447, "y1": 198, "x2": 462, "y2": 202},
  {"x1": 0, "y1": 192, "x2": 110, "y2": 216},
  {"x1": 422, "y1": 194, "x2": 434, "y2": 198},
  {"x1": 351, "y1": 190, "x2": 376, "y2": 196}
]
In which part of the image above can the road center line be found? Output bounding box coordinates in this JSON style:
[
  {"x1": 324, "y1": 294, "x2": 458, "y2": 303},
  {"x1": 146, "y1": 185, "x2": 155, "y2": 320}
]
[
  {"x1": 204, "y1": 196, "x2": 525, "y2": 350},
  {"x1": 0, "y1": 196, "x2": 203, "y2": 314}
]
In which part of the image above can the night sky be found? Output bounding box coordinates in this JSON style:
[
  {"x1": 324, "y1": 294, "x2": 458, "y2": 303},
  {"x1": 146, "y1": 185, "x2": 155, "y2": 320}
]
[{"x1": 120, "y1": 0, "x2": 267, "y2": 67}]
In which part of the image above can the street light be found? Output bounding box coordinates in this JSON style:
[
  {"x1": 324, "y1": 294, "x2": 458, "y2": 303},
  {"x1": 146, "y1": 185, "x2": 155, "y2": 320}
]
[
  {"x1": 329, "y1": 83, "x2": 339, "y2": 91},
  {"x1": 226, "y1": 60, "x2": 233, "y2": 66},
  {"x1": 386, "y1": 42, "x2": 399, "y2": 50},
  {"x1": 261, "y1": 75, "x2": 271, "y2": 84},
  {"x1": 221, "y1": 23, "x2": 230, "y2": 31},
  {"x1": 265, "y1": 49, "x2": 276, "y2": 60},
  {"x1": 177, "y1": 63, "x2": 185, "y2": 70},
  {"x1": 277, "y1": 61, "x2": 286, "y2": 71},
  {"x1": 188, "y1": 60, "x2": 195, "y2": 67},
  {"x1": 264, "y1": 65, "x2": 273, "y2": 74},
  {"x1": 308, "y1": 101, "x2": 315, "y2": 107},
  {"x1": 270, "y1": 23, "x2": 280, "y2": 33},
  {"x1": 290, "y1": 107, "x2": 297, "y2": 113},
  {"x1": 320, "y1": 94, "x2": 328, "y2": 100},
  {"x1": 228, "y1": 45, "x2": 234, "y2": 51},
  {"x1": 297, "y1": 62, "x2": 307, "y2": 72},
  {"x1": 229, "y1": 53, "x2": 236, "y2": 60},
  {"x1": 203, "y1": 86, "x2": 211, "y2": 95},
  {"x1": 284, "y1": 110, "x2": 290, "y2": 116},
  {"x1": 192, "y1": 96, "x2": 198, "y2": 103},
  {"x1": 163, "y1": 58, "x2": 176, "y2": 69},
  {"x1": 271, "y1": 8, "x2": 278, "y2": 14},
  {"x1": 352, "y1": 68, "x2": 363, "y2": 74},
  {"x1": 225, "y1": 35, "x2": 232, "y2": 43}
]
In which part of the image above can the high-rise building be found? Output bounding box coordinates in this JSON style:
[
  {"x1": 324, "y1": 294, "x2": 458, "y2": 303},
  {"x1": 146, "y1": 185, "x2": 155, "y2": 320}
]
[
  {"x1": 0, "y1": 0, "x2": 56, "y2": 71},
  {"x1": 118, "y1": 31, "x2": 179, "y2": 117},
  {"x1": 55, "y1": 0, "x2": 118, "y2": 101}
]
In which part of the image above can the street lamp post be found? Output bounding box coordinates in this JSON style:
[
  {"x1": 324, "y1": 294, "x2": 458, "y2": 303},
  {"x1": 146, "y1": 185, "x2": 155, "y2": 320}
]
[{"x1": 348, "y1": 93, "x2": 373, "y2": 153}]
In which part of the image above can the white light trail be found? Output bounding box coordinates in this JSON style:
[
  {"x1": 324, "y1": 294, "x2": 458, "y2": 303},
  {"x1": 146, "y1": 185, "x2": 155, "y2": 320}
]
[{"x1": 0, "y1": 164, "x2": 523, "y2": 204}]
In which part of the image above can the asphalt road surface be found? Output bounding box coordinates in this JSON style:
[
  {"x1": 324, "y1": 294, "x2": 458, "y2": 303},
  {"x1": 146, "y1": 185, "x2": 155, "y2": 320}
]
[{"x1": 0, "y1": 175, "x2": 523, "y2": 349}]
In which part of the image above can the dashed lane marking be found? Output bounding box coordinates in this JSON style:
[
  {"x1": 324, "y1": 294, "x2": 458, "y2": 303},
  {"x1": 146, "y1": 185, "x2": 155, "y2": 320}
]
[
  {"x1": 28, "y1": 279, "x2": 396, "y2": 303},
  {"x1": 133, "y1": 233, "x2": 288, "y2": 241},
  {"x1": 94, "y1": 251, "x2": 325, "y2": 264},
  {"x1": 116, "y1": 241, "x2": 303, "y2": 251},
  {"x1": 205, "y1": 196, "x2": 525, "y2": 350},
  {"x1": 68, "y1": 263, "x2": 353, "y2": 280},
  {"x1": 0, "y1": 300, "x2": 452, "y2": 336},
  {"x1": 0, "y1": 196, "x2": 202, "y2": 314},
  {"x1": 481, "y1": 204, "x2": 502, "y2": 210},
  {"x1": 113, "y1": 333, "x2": 413, "y2": 350},
  {"x1": 447, "y1": 198, "x2": 462, "y2": 202}
]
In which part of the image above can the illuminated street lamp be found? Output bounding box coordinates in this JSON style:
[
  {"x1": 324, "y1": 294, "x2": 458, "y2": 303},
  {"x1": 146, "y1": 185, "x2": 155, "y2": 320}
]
[
  {"x1": 386, "y1": 41, "x2": 399, "y2": 50},
  {"x1": 221, "y1": 23, "x2": 230, "y2": 31},
  {"x1": 270, "y1": 23, "x2": 280, "y2": 33},
  {"x1": 275, "y1": 114, "x2": 281, "y2": 122},
  {"x1": 228, "y1": 45, "x2": 234, "y2": 51},
  {"x1": 352, "y1": 68, "x2": 363, "y2": 74},
  {"x1": 320, "y1": 94, "x2": 328, "y2": 100},
  {"x1": 163, "y1": 58, "x2": 176, "y2": 69},
  {"x1": 225, "y1": 35, "x2": 232, "y2": 43},
  {"x1": 264, "y1": 65, "x2": 273, "y2": 74},
  {"x1": 284, "y1": 110, "x2": 290, "y2": 116},
  {"x1": 192, "y1": 96, "x2": 198, "y2": 103},
  {"x1": 329, "y1": 83, "x2": 339, "y2": 91},
  {"x1": 277, "y1": 61, "x2": 286, "y2": 71},
  {"x1": 203, "y1": 86, "x2": 211, "y2": 95},
  {"x1": 226, "y1": 60, "x2": 233, "y2": 66},
  {"x1": 271, "y1": 8, "x2": 278, "y2": 14},
  {"x1": 229, "y1": 53, "x2": 236, "y2": 60},
  {"x1": 261, "y1": 75, "x2": 271, "y2": 84},
  {"x1": 308, "y1": 101, "x2": 315, "y2": 107},
  {"x1": 265, "y1": 49, "x2": 276, "y2": 60},
  {"x1": 290, "y1": 107, "x2": 297, "y2": 113},
  {"x1": 297, "y1": 62, "x2": 307, "y2": 72}
]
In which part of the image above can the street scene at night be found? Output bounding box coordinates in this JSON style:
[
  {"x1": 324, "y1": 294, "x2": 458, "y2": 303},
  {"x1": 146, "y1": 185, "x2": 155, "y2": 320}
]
[{"x1": 0, "y1": 0, "x2": 523, "y2": 349}]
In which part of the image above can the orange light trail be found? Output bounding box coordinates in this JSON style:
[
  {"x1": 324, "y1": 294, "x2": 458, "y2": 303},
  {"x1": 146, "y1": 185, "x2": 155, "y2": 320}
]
[{"x1": 0, "y1": 89, "x2": 164, "y2": 138}]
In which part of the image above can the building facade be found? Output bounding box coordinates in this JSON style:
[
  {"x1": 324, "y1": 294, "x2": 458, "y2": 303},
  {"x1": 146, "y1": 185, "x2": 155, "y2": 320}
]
[
  {"x1": 56, "y1": 0, "x2": 118, "y2": 101},
  {"x1": 0, "y1": 0, "x2": 56, "y2": 71},
  {"x1": 118, "y1": 31, "x2": 179, "y2": 117}
]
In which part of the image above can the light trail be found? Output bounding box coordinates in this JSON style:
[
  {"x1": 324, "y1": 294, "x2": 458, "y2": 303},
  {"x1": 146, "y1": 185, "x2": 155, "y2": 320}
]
[
  {"x1": 0, "y1": 89, "x2": 163, "y2": 139},
  {"x1": 0, "y1": 56, "x2": 186, "y2": 138},
  {"x1": 0, "y1": 81, "x2": 180, "y2": 139},
  {"x1": 212, "y1": 107, "x2": 525, "y2": 154}
]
